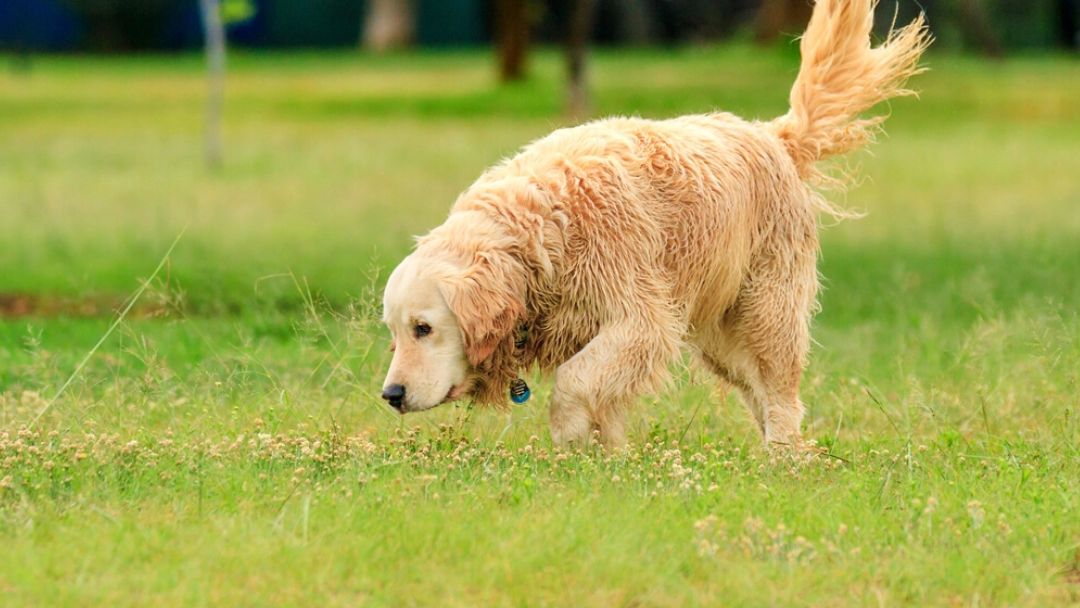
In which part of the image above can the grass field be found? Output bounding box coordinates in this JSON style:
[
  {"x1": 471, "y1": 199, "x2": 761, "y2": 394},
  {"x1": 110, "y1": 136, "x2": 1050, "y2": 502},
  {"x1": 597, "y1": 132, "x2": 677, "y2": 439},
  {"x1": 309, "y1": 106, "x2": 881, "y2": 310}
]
[{"x1": 1, "y1": 46, "x2": 1078, "y2": 606}]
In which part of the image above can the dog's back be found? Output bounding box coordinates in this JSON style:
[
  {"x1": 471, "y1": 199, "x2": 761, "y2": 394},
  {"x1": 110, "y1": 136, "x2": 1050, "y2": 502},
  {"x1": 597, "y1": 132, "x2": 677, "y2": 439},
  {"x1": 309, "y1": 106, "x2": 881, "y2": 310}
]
[{"x1": 487, "y1": 0, "x2": 931, "y2": 332}]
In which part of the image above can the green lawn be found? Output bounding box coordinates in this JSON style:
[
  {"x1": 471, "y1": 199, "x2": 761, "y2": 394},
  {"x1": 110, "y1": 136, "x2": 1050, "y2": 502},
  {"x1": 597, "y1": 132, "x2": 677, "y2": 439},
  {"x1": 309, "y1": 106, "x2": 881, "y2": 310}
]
[{"x1": 0, "y1": 47, "x2": 1078, "y2": 606}]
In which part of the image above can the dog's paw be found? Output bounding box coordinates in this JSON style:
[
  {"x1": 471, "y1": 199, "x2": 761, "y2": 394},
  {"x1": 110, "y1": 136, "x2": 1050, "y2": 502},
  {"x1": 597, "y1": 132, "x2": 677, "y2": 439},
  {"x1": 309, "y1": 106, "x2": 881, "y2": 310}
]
[
  {"x1": 548, "y1": 395, "x2": 593, "y2": 447},
  {"x1": 549, "y1": 419, "x2": 591, "y2": 447}
]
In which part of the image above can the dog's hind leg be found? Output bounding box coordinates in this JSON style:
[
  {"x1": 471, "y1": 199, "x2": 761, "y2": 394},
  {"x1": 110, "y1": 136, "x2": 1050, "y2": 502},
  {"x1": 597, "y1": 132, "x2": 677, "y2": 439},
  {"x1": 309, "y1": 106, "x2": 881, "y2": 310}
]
[
  {"x1": 695, "y1": 228, "x2": 818, "y2": 448},
  {"x1": 549, "y1": 301, "x2": 682, "y2": 449},
  {"x1": 731, "y1": 244, "x2": 818, "y2": 448},
  {"x1": 696, "y1": 346, "x2": 766, "y2": 436}
]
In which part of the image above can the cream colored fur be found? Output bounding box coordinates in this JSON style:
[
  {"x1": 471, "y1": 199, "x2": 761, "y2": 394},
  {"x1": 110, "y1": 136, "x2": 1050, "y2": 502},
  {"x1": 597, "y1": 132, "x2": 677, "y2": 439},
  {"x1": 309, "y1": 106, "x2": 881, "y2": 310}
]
[{"x1": 381, "y1": 0, "x2": 930, "y2": 447}]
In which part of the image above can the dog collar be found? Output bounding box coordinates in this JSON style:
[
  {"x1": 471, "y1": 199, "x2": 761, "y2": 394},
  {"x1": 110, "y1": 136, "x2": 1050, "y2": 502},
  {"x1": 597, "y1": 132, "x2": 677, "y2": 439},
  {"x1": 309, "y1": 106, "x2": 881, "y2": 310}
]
[
  {"x1": 510, "y1": 324, "x2": 531, "y2": 404},
  {"x1": 510, "y1": 378, "x2": 531, "y2": 404}
]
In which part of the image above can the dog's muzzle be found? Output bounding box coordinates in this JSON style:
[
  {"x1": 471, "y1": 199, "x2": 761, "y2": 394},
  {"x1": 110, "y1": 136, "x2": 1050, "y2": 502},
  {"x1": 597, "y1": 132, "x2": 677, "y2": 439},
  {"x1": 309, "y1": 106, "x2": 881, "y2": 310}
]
[{"x1": 381, "y1": 384, "x2": 406, "y2": 411}]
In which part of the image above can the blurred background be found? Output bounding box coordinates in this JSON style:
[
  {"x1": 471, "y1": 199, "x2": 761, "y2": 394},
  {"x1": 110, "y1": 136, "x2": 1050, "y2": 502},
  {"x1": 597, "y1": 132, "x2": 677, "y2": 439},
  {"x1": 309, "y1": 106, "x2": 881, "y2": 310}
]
[{"x1": 1, "y1": 0, "x2": 1077, "y2": 53}]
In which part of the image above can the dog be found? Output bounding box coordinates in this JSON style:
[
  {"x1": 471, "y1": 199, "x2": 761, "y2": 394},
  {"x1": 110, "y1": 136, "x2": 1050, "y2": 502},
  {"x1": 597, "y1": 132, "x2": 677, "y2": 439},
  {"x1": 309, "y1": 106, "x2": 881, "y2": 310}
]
[{"x1": 381, "y1": 0, "x2": 930, "y2": 448}]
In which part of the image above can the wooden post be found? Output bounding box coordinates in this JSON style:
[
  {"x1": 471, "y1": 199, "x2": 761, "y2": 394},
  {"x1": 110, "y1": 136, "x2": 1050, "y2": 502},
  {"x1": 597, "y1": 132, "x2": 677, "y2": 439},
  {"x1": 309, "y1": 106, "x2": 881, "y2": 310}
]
[
  {"x1": 362, "y1": 0, "x2": 415, "y2": 52},
  {"x1": 200, "y1": 0, "x2": 226, "y2": 170},
  {"x1": 496, "y1": 0, "x2": 529, "y2": 81},
  {"x1": 565, "y1": 0, "x2": 597, "y2": 120}
]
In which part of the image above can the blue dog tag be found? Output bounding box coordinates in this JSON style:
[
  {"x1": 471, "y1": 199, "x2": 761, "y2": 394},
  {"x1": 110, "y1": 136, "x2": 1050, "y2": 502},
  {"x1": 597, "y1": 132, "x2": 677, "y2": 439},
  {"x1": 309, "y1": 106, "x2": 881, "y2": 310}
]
[{"x1": 509, "y1": 378, "x2": 531, "y2": 404}]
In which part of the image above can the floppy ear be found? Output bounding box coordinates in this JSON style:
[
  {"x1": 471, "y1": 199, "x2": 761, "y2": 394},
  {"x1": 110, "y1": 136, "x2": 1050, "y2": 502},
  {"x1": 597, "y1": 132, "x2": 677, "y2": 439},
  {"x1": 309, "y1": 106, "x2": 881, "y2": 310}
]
[{"x1": 440, "y1": 253, "x2": 525, "y2": 367}]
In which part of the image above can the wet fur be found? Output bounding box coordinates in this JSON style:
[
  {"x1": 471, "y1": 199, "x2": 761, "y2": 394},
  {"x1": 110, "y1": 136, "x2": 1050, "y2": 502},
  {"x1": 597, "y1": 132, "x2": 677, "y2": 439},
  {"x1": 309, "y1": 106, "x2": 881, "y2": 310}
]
[{"x1": 389, "y1": 0, "x2": 930, "y2": 447}]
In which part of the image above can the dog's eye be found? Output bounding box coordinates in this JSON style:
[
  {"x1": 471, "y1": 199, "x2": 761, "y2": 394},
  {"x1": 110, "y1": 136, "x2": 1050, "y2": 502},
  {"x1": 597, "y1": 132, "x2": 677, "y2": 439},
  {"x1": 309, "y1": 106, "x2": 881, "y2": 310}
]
[{"x1": 414, "y1": 322, "x2": 432, "y2": 339}]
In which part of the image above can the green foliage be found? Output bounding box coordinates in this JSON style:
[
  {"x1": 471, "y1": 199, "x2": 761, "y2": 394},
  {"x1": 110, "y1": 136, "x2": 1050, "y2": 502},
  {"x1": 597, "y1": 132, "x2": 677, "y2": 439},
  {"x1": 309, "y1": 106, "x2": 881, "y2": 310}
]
[{"x1": 221, "y1": 0, "x2": 256, "y2": 26}]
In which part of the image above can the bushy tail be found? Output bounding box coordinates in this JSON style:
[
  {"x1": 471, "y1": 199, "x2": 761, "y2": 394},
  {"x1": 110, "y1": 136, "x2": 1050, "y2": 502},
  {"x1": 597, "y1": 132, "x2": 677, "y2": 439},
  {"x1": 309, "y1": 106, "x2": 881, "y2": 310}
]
[{"x1": 771, "y1": 0, "x2": 931, "y2": 188}]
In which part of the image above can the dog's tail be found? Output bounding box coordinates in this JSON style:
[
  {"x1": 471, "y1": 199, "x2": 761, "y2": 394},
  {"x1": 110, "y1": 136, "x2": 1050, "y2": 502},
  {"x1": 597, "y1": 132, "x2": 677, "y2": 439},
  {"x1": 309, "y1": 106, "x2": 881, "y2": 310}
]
[{"x1": 771, "y1": 0, "x2": 931, "y2": 188}]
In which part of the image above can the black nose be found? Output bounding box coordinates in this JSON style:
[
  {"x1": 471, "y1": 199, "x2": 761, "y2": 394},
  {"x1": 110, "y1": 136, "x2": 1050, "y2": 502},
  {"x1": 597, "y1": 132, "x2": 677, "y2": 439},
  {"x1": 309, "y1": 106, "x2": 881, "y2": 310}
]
[{"x1": 381, "y1": 384, "x2": 406, "y2": 410}]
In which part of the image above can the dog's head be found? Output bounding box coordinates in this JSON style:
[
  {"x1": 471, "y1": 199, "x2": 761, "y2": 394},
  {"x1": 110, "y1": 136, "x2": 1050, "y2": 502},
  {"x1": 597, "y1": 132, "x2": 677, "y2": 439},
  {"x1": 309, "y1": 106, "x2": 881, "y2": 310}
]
[{"x1": 380, "y1": 235, "x2": 525, "y2": 413}]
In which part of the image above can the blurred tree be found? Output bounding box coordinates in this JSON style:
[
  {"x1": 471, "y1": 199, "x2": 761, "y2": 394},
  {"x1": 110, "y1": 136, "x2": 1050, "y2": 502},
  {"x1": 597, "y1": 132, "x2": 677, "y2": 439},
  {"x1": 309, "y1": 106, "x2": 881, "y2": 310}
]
[
  {"x1": 613, "y1": 0, "x2": 652, "y2": 44},
  {"x1": 16, "y1": 0, "x2": 1073, "y2": 52},
  {"x1": 565, "y1": 0, "x2": 597, "y2": 119},
  {"x1": 754, "y1": 0, "x2": 812, "y2": 43},
  {"x1": 493, "y1": 0, "x2": 597, "y2": 117},
  {"x1": 63, "y1": 0, "x2": 175, "y2": 51},
  {"x1": 363, "y1": 0, "x2": 415, "y2": 52},
  {"x1": 496, "y1": 0, "x2": 531, "y2": 81},
  {"x1": 955, "y1": 0, "x2": 1003, "y2": 56},
  {"x1": 1056, "y1": 0, "x2": 1078, "y2": 48},
  {"x1": 637, "y1": 0, "x2": 757, "y2": 43}
]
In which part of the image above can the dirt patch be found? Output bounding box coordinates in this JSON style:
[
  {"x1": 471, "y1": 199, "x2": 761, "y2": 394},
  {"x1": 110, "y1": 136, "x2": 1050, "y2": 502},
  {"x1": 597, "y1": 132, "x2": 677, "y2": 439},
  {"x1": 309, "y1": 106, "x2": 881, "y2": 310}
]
[
  {"x1": 0, "y1": 293, "x2": 167, "y2": 319},
  {"x1": 1060, "y1": 550, "x2": 1080, "y2": 587}
]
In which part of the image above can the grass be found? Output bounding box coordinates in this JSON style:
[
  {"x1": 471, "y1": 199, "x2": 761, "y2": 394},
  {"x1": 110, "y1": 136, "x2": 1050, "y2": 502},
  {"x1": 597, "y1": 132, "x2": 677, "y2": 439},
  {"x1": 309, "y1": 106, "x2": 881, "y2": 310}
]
[{"x1": 0, "y1": 46, "x2": 1078, "y2": 606}]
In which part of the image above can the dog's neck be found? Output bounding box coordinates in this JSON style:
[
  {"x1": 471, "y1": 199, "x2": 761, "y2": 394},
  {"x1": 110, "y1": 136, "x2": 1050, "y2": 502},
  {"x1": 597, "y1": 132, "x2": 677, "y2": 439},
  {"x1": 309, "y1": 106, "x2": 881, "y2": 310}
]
[{"x1": 430, "y1": 178, "x2": 565, "y2": 406}]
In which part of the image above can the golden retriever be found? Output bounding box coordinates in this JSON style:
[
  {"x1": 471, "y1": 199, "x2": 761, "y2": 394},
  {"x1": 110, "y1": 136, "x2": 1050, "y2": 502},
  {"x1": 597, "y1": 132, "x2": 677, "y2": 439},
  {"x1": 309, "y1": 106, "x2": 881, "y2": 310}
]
[{"x1": 381, "y1": 0, "x2": 930, "y2": 448}]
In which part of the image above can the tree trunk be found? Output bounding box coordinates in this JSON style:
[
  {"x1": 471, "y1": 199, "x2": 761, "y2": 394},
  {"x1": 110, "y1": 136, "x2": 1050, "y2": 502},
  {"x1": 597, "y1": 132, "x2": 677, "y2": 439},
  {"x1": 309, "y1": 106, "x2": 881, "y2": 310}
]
[
  {"x1": 200, "y1": 0, "x2": 226, "y2": 170},
  {"x1": 565, "y1": 0, "x2": 597, "y2": 120},
  {"x1": 616, "y1": 0, "x2": 653, "y2": 45},
  {"x1": 362, "y1": 0, "x2": 415, "y2": 52},
  {"x1": 955, "y1": 0, "x2": 1003, "y2": 57},
  {"x1": 496, "y1": 0, "x2": 530, "y2": 81},
  {"x1": 755, "y1": 0, "x2": 813, "y2": 43},
  {"x1": 1059, "y1": 0, "x2": 1078, "y2": 50}
]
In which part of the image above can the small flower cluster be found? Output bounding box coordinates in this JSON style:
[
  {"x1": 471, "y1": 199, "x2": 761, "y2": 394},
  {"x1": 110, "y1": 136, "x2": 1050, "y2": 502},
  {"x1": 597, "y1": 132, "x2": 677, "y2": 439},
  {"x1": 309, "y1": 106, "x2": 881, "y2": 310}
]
[
  {"x1": 693, "y1": 515, "x2": 824, "y2": 564},
  {"x1": 0, "y1": 419, "x2": 848, "y2": 512},
  {"x1": 908, "y1": 495, "x2": 1011, "y2": 539}
]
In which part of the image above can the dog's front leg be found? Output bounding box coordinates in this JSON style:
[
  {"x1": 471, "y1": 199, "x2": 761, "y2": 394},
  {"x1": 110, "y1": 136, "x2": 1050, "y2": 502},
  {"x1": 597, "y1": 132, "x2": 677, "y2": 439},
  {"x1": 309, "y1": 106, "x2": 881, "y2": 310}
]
[{"x1": 549, "y1": 318, "x2": 680, "y2": 448}]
